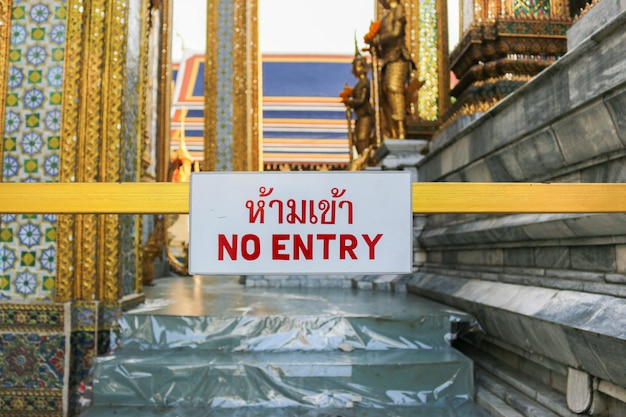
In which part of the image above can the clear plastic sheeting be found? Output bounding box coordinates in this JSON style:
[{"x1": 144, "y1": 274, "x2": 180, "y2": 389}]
[
  {"x1": 82, "y1": 277, "x2": 485, "y2": 417},
  {"x1": 80, "y1": 398, "x2": 490, "y2": 417},
  {"x1": 118, "y1": 314, "x2": 459, "y2": 352},
  {"x1": 116, "y1": 276, "x2": 480, "y2": 352},
  {"x1": 92, "y1": 349, "x2": 473, "y2": 408}
]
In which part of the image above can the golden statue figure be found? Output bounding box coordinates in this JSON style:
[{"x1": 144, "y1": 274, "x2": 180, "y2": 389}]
[
  {"x1": 366, "y1": 0, "x2": 415, "y2": 139},
  {"x1": 341, "y1": 48, "x2": 376, "y2": 168}
]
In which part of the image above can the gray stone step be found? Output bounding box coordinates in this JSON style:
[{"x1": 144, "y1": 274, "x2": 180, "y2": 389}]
[
  {"x1": 463, "y1": 345, "x2": 577, "y2": 417},
  {"x1": 117, "y1": 313, "x2": 460, "y2": 352},
  {"x1": 120, "y1": 278, "x2": 477, "y2": 353},
  {"x1": 92, "y1": 348, "x2": 474, "y2": 408},
  {"x1": 79, "y1": 399, "x2": 490, "y2": 417}
]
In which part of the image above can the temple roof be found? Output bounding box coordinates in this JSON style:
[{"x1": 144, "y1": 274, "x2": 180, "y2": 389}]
[{"x1": 170, "y1": 53, "x2": 354, "y2": 171}]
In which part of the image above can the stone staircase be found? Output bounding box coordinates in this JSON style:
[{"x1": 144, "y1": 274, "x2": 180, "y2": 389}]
[{"x1": 78, "y1": 277, "x2": 489, "y2": 417}]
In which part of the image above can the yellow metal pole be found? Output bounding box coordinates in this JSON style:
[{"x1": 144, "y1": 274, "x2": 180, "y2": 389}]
[
  {"x1": 412, "y1": 183, "x2": 626, "y2": 213},
  {"x1": 0, "y1": 182, "x2": 189, "y2": 214},
  {"x1": 0, "y1": 182, "x2": 624, "y2": 214}
]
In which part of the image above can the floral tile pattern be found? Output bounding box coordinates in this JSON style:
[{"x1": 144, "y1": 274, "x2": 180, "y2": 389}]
[
  {"x1": 0, "y1": 303, "x2": 64, "y2": 330},
  {"x1": 1, "y1": 0, "x2": 66, "y2": 302},
  {"x1": 0, "y1": 333, "x2": 65, "y2": 389},
  {"x1": 0, "y1": 390, "x2": 62, "y2": 415}
]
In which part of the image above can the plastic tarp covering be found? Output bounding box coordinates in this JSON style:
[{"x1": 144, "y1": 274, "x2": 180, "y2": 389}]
[
  {"x1": 83, "y1": 279, "x2": 485, "y2": 416},
  {"x1": 80, "y1": 398, "x2": 490, "y2": 417},
  {"x1": 117, "y1": 314, "x2": 476, "y2": 352},
  {"x1": 93, "y1": 349, "x2": 473, "y2": 408}
]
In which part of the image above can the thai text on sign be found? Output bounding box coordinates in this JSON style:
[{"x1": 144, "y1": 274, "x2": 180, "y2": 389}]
[{"x1": 188, "y1": 172, "x2": 412, "y2": 275}]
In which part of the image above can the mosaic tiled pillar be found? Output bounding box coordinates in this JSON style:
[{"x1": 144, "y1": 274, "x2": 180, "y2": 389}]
[
  {"x1": 1, "y1": 2, "x2": 69, "y2": 412},
  {"x1": 204, "y1": 0, "x2": 260, "y2": 172},
  {"x1": 0, "y1": 0, "x2": 148, "y2": 414}
]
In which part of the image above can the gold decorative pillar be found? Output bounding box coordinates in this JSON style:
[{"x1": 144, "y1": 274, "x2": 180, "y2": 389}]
[
  {"x1": 156, "y1": 0, "x2": 172, "y2": 182},
  {"x1": 0, "y1": 1, "x2": 10, "y2": 169},
  {"x1": 58, "y1": 0, "x2": 130, "y2": 302},
  {"x1": 204, "y1": 0, "x2": 260, "y2": 172}
]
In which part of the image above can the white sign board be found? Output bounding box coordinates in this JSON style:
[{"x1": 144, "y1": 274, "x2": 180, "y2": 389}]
[{"x1": 189, "y1": 172, "x2": 412, "y2": 275}]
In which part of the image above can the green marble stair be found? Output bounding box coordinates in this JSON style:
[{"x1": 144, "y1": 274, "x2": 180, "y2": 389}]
[{"x1": 79, "y1": 276, "x2": 487, "y2": 417}]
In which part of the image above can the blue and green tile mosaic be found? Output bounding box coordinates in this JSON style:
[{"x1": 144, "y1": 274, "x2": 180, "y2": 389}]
[
  {"x1": 0, "y1": 332, "x2": 65, "y2": 389},
  {"x1": 2, "y1": 0, "x2": 66, "y2": 302},
  {"x1": 0, "y1": 303, "x2": 64, "y2": 331},
  {"x1": 215, "y1": 0, "x2": 234, "y2": 171}
]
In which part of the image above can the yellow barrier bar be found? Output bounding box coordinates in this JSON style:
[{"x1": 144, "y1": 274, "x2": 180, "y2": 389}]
[
  {"x1": 0, "y1": 182, "x2": 624, "y2": 214},
  {"x1": 412, "y1": 183, "x2": 626, "y2": 213},
  {"x1": 0, "y1": 182, "x2": 189, "y2": 214}
]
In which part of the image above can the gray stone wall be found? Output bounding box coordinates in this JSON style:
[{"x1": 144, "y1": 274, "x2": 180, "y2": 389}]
[{"x1": 409, "y1": 5, "x2": 626, "y2": 416}]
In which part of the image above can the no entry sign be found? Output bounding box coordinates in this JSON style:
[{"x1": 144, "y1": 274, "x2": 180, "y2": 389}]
[{"x1": 188, "y1": 172, "x2": 412, "y2": 275}]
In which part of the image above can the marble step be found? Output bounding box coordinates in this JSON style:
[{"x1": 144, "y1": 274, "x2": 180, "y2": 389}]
[
  {"x1": 80, "y1": 399, "x2": 490, "y2": 417},
  {"x1": 92, "y1": 348, "x2": 474, "y2": 408},
  {"x1": 117, "y1": 313, "x2": 467, "y2": 352}
]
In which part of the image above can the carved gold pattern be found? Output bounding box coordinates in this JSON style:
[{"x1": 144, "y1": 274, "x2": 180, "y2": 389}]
[
  {"x1": 418, "y1": 0, "x2": 440, "y2": 120},
  {"x1": 404, "y1": 0, "x2": 419, "y2": 63},
  {"x1": 551, "y1": 0, "x2": 568, "y2": 19},
  {"x1": 1, "y1": 389, "x2": 63, "y2": 417},
  {"x1": 157, "y1": 0, "x2": 172, "y2": 181},
  {"x1": 248, "y1": 0, "x2": 260, "y2": 171},
  {"x1": 76, "y1": 0, "x2": 108, "y2": 301},
  {"x1": 0, "y1": 0, "x2": 11, "y2": 174},
  {"x1": 232, "y1": 0, "x2": 246, "y2": 171},
  {"x1": 437, "y1": 0, "x2": 450, "y2": 116},
  {"x1": 204, "y1": 0, "x2": 219, "y2": 171},
  {"x1": 57, "y1": 0, "x2": 87, "y2": 302},
  {"x1": 98, "y1": 0, "x2": 127, "y2": 301},
  {"x1": 405, "y1": 0, "x2": 420, "y2": 112},
  {"x1": 135, "y1": 0, "x2": 151, "y2": 294},
  {"x1": 504, "y1": 0, "x2": 515, "y2": 15}
]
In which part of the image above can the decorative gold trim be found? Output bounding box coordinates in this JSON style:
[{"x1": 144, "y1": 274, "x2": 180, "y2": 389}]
[
  {"x1": 248, "y1": 0, "x2": 260, "y2": 171},
  {"x1": 504, "y1": 0, "x2": 514, "y2": 15},
  {"x1": 437, "y1": 0, "x2": 450, "y2": 118},
  {"x1": 0, "y1": 0, "x2": 12, "y2": 177},
  {"x1": 232, "y1": 0, "x2": 246, "y2": 171},
  {"x1": 405, "y1": 0, "x2": 419, "y2": 69},
  {"x1": 98, "y1": 0, "x2": 128, "y2": 301},
  {"x1": 551, "y1": 0, "x2": 569, "y2": 19},
  {"x1": 0, "y1": 302, "x2": 65, "y2": 333},
  {"x1": 57, "y1": 0, "x2": 87, "y2": 302},
  {"x1": 135, "y1": 0, "x2": 151, "y2": 294},
  {"x1": 76, "y1": 0, "x2": 108, "y2": 301},
  {"x1": 204, "y1": 0, "x2": 219, "y2": 171},
  {"x1": 0, "y1": 388, "x2": 63, "y2": 417},
  {"x1": 156, "y1": 0, "x2": 172, "y2": 181}
]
